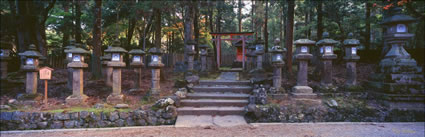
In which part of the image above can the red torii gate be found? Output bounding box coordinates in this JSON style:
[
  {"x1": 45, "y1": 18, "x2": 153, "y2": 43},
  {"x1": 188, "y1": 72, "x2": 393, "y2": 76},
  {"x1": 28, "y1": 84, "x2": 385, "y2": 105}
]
[{"x1": 210, "y1": 32, "x2": 254, "y2": 69}]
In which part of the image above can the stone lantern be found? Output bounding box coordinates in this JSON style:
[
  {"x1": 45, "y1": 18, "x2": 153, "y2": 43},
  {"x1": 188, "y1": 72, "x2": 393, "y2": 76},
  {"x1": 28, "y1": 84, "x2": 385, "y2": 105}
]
[
  {"x1": 64, "y1": 40, "x2": 76, "y2": 90},
  {"x1": 64, "y1": 47, "x2": 90, "y2": 105},
  {"x1": 148, "y1": 47, "x2": 164, "y2": 97},
  {"x1": 0, "y1": 41, "x2": 12, "y2": 79},
  {"x1": 186, "y1": 40, "x2": 196, "y2": 71},
  {"x1": 270, "y1": 39, "x2": 284, "y2": 90},
  {"x1": 101, "y1": 46, "x2": 113, "y2": 87},
  {"x1": 367, "y1": 6, "x2": 424, "y2": 110},
  {"x1": 128, "y1": 48, "x2": 145, "y2": 92},
  {"x1": 343, "y1": 33, "x2": 360, "y2": 86},
  {"x1": 292, "y1": 39, "x2": 316, "y2": 98},
  {"x1": 199, "y1": 44, "x2": 209, "y2": 76},
  {"x1": 19, "y1": 44, "x2": 43, "y2": 95},
  {"x1": 254, "y1": 38, "x2": 265, "y2": 69},
  {"x1": 316, "y1": 32, "x2": 338, "y2": 88},
  {"x1": 207, "y1": 48, "x2": 215, "y2": 72},
  {"x1": 245, "y1": 41, "x2": 256, "y2": 71},
  {"x1": 104, "y1": 41, "x2": 128, "y2": 104}
]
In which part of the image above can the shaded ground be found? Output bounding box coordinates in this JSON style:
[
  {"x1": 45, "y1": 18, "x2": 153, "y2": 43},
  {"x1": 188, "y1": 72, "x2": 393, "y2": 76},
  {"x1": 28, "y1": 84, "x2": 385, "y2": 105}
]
[
  {"x1": 0, "y1": 68, "x2": 177, "y2": 112},
  {"x1": 1, "y1": 122, "x2": 423, "y2": 137}
]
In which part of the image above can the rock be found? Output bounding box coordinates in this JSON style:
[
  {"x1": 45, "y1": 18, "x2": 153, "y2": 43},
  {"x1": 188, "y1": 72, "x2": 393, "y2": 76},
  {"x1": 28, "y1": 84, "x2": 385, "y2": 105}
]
[
  {"x1": 175, "y1": 88, "x2": 188, "y2": 98},
  {"x1": 152, "y1": 98, "x2": 175, "y2": 109},
  {"x1": 115, "y1": 104, "x2": 129, "y2": 109},
  {"x1": 40, "y1": 112, "x2": 50, "y2": 121},
  {"x1": 69, "y1": 112, "x2": 79, "y2": 120},
  {"x1": 37, "y1": 121, "x2": 48, "y2": 129},
  {"x1": 93, "y1": 103, "x2": 105, "y2": 109},
  {"x1": 165, "y1": 119, "x2": 174, "y2": 125},
  {"x1": 0, "y1": 105, "x2": 11, "y2": 110},
  {"x1": 54, "y1": 112, "x2": 70, "y2": 120},
  {"x1": 109, "y1": 111, "x2": 119, "y2": 121},
  {"x1": 80, "y1": 111, "x2": 89, "y2": 119},
  {"x1": 8, "y1": 99, "x2": 17, "y2": 105},
  {"x1": 50, "y1": 121, "x2": 63, "y2": 129},
  {"x1": 185, "y1": 75, "x2": 199, "y2": 84},
  {"x1": 96, "y1": 121, "x2": 107, "y2": 127},
  {"x1": 137, "y1": 119, "x2": 147, "y2": 126},
  {"x1": 115, "y1": 119, "x2": 125, "y2": 127},
  {"x1": 133, "y1": 110, "x2": 147, "y2": 119},
  {"x1": 0, "y1": 112, "x2": 13, "y2": 121},
  {"x1": 326, "y1": 99, "x2": 338, "y2": 107},
  {"x1": 126, "y1": 118, "x2": 135, "y2": 126},
  {"x1": 162, "y1": 112, "x2": 172, "y2": 119},
  {"x1": 119, "y1": 112, "x2": 129, "y2": 119},
  {"x1": 64, "y1": 120, "x2": 76, "y2": 128},
  {"x1": 146, "y1": 116, "x2": 157, "y2": 125},
  {"x1": 166, "y1": 106, "x2": 178, "y2": 118},
  {"x1": 90, "y1": 112, "x2": 100, "y2": 121},
  {"x1": 157, "y1": 118, "x2": 166, "y2": 125}
]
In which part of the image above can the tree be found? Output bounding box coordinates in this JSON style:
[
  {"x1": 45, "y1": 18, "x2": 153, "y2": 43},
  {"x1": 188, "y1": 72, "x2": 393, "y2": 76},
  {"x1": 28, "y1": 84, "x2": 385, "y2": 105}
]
[
  {"x1": 91, "y1": 0, "x2": 102, "y2": 79},
  {"x1": 264, "y1": 0, "x2": 269, "y2": 52},
  {"x1": 238, "y1": 0, "x2": 242, "y2": 32},
  {"x1": 15, "y1": 0, "x2": 56, "y2": 56},
  {"x1": 365, "y1": 2, "x2": 371, "y2": 51},
  {"x1": 285, "y1": 0, "x2": 294, "y2": 75},
  {"x1": 75, "y1": 0, "x2": 82, "y2": 43},
  {"x1": 316, "y1": 1, "x2": 323, "y2": 40}
]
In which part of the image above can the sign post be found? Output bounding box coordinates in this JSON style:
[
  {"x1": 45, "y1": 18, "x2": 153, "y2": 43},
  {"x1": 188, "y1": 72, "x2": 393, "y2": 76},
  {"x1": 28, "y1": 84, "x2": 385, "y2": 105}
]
[{"x1": 39, "y1": 67, "x2": 53, "y2": 106}]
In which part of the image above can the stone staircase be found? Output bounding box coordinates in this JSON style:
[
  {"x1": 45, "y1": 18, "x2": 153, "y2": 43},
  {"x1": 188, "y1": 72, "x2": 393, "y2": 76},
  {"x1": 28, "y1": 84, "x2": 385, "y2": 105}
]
[{"x1": 177, "y1": 80, "x2": 251, "y2": 115}]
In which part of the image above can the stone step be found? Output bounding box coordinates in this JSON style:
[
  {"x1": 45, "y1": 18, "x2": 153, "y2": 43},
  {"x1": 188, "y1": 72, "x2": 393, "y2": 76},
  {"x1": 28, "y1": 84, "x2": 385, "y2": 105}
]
[
  {"x1": 186, "y1": 93, "x2": 250, "y2": 100},
  {"x1": 199, "y1": 80, "x2": 251, "y2": 86},
  {"x1": 193, "y1": 86, "x2": 252, "y2": 93},
  {"x1": 219, "y1": 68, "x2": 243, "y2": 72},
  {"x1": 177, "y1": 106, "x2": 245, "y2": 115},
  {"x1": 181, "y1": 99, "x2": 249, "y2": 107}
]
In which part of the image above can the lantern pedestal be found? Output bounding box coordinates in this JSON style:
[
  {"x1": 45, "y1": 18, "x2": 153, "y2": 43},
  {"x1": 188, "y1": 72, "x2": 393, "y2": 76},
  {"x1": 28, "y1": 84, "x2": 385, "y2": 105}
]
[
  {"x1": 292, "y1": 54, "x2": 316, "y2": 98},
  {"x1": 344, "y1": 56, "x2": 360, "y2": 86},
  {"x1": 0, "y1": 58, "x2": 10, "y2": 79},
  {"x1": 65, "y1": 62, "x2": 89, "y2": 105},
  {"x1": 149, "y1": 64, "x2": 164, "y2": 97},
  {"x1": 22, "y1": 65, "x2": 39, "y2": 95},
  {"x1": 200, "y1": 54, "x2": 208, "y2": 76},
  {"x1": 272, "y1": 63, "x2": 284, "y2": 90},
  {"x1": 207, "y1": 50, "x2": 215, "y2": 72},
  {"x1": 320, "y1": 55, "x2": 337, "y2": 88},
  {"x1": 129, "y1": 62, "x2": 144, "y2": 92},
  {"x1": 106, "y1": 62, "x2": 126, "y2": 104}
]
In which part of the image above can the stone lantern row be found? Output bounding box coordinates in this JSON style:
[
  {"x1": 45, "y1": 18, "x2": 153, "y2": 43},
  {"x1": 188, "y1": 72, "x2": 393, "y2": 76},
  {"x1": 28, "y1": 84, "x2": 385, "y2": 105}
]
[
  {"x1": 241, "y1": 32, "x2": 361, "y2": 98},
  {"x1": 12, "y1": 40, "x2": 165, "y2": 105}
]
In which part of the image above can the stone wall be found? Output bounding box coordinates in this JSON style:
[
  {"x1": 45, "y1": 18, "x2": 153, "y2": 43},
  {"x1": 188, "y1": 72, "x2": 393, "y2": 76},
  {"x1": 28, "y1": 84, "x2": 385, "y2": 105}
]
[
  {"x1": 0, "y1": 106, "x2": 177, "y2": 131},
  {"x1": 245, "y1": 104, "x2": 425, "y2": 123}
]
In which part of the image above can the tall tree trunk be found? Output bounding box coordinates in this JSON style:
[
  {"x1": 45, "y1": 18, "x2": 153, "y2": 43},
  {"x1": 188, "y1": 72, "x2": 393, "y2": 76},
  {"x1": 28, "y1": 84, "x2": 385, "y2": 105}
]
[
  {"x1": 62, "y1": 1, "x2": 71, "y2": 47},
  {"x1": 238, "y1": 0, "x2": 242, "y2": 32},
  {"x1": 184, "y1": 2, "x2": 194, "y2": 64},
  {"x1": 251, "y1": 0, "x2": 254, "y2": 32},
  {"x1": 285, "y1": 0, "x2": 295, "y2": 75},
  {"x1": 91, "y1": 0, "x2": 102, "y2": 79},
  {"x1": 208, "y1": 1, "x2": 217, "y2": 70},
  {"x1": 75, "y1": 0, "x2": 82, "y2": 43},
  {"x1": 264, "y1": 0, "x2": 269, "y2": 52},
  {"x1": 194, "y1": 1, "x2": 200, "y2": 59},
  {"x1": 8, "y1": 0, "x2": 21, "y2": 54},
  {"x1": 365, "y1": 2, "x2": 371, "y2": 51},
  {"x1": 280, "y1": 5, "x2": 283, "y2": 43},
  {"x1": 317, "y1": 1, "x2": 323, "y2": 40},
  {"x1": 127, "y1": 18, "x2": 136, "y2": 47},
  {"x1": 154, "y1": 8, "x2": 161, "y2": 47}
]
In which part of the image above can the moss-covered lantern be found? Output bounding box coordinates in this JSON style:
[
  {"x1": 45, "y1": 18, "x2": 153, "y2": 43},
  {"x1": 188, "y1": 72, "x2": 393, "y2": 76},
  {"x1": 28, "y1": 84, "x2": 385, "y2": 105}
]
[
  {"x1": 316, "y1": 32, "x2": 338, "y2": 59},
  {"x1": 19, "y1": 44, "x2": 43, "y2": 71},
  {"x1": 343, "y1": 33, "x2": 360, "y2": 60}
]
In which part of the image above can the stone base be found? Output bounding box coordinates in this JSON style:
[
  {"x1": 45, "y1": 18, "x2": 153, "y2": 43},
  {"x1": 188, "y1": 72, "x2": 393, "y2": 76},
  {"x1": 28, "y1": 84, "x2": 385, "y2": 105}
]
[
  {"x1": 292, "y1": 86, "x2": 313, "y2": 93},
  {"x1": 106, "y1": 94, "x2": 125, "y2": 104},
  {"x1": 65, "y1": 95, "x2": 88, "y2": 105},
  {"x1": 291, "y1": 86, "x2": 317, "y2": 98}
]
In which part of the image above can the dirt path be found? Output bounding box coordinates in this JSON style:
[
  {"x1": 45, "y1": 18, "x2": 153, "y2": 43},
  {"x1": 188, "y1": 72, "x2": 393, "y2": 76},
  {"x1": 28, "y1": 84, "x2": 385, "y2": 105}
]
[{"x1": 2, "y1": 122, "x2": 423, "y2": 137}]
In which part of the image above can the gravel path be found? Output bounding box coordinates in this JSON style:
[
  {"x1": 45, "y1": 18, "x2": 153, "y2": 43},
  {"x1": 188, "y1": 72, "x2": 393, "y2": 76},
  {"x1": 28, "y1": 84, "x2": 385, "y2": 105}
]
[{"x1": 1, "y1": 122, "x2": 423, "y2": 137}]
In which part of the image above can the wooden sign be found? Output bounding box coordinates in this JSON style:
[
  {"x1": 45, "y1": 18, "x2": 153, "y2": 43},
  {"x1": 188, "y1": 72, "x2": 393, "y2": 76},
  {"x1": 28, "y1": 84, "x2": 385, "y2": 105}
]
[{"x1": 39, "y1": 67, "x2": 54, "y2": 80}]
